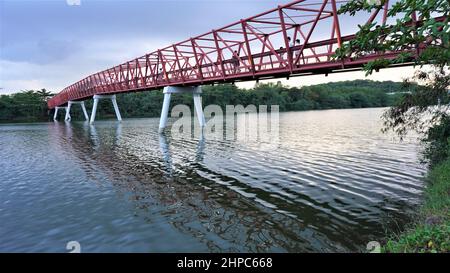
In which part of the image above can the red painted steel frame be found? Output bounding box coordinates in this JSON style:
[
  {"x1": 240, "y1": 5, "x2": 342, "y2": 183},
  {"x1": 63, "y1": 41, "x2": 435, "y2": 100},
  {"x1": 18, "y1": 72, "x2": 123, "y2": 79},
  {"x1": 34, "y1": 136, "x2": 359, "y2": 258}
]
[{"x1": 47, "y1": 0, "x2": 433, "y2": 109}]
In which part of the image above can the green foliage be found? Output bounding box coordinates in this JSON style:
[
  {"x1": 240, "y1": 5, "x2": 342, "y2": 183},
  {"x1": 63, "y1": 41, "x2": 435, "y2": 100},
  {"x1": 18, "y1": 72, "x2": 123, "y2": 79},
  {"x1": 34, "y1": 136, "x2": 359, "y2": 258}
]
[
  {"x1": 381, "y1": 70, "x2": 450, "y2": 139},
  {"x1": 35, "y1": 88, "x2": 52, "y2": 101},
  {"x1": 383, "y1": 224, "x2": 450, "y2": 252},
  {"x1": 425, "y1": 159, "x2": 450, "y2": 216},
  {"x1": 383, "y1": 158, "x2": 450, "y2": 253},
  {"x1": 423, "y1": 115, "x2": 450, "y2": 167},
  {"x1": 0, "y1": 90, "x2": 50, "y2": 122},
  {"x1": 339, "y1": 0, "x2": 450, "y2": 163},
  {"x1": 337, "y1": 0, "x2": 449, "y2": 74},
  {"x1": 338, "y1": 0, "x2": 450, "y2": 252}
]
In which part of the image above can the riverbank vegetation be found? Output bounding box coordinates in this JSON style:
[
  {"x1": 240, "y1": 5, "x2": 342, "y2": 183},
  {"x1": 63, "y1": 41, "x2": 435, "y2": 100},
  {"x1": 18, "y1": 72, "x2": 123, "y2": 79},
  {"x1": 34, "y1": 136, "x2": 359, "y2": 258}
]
[
  {"x1": 338, "y1": 0, "x2": 449, "y2": 252},
  {"x1": 0, "y1": 80, "x2": 405, "y2": 123},
  {"x1": 382, "y1": 112, "x2": 450, "y2": 253},
  {"x1": 383, "y1": 159, "x2": 450, "y2": 252}
]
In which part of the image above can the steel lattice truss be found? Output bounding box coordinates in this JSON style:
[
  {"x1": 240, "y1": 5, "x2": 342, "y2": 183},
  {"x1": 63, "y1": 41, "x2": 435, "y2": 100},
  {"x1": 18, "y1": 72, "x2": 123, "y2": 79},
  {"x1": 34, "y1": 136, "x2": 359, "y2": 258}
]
[{"x1": 47, "y1": 0, "x2": 433, "y2": 108}]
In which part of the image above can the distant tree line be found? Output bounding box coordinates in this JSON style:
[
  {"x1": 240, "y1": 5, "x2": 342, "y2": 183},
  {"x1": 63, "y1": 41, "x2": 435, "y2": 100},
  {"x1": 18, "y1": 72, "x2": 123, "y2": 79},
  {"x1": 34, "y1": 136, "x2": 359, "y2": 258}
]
[
  {"x1": 0, "y1": 80, "x2": 406, "y2": 122},
  {"x1": 0, "y1": 89, "x2": 52, "y2": 122}
]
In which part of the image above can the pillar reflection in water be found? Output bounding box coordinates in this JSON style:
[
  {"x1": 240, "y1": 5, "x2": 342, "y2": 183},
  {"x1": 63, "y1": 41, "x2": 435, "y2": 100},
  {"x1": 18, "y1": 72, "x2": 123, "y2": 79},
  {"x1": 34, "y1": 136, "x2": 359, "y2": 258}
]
[
  {"x1": 158, "y1": 132, "x2": 206, "y2": 176},
  {"x1": 57, "y1": 122, "x2": 311, "y2": 251}
]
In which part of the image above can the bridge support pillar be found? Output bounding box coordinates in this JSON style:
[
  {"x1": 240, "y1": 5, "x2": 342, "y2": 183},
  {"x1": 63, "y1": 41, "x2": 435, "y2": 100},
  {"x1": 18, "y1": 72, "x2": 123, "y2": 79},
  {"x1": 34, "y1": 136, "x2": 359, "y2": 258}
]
[
  {"x1": 53, "y1": 106, "x2": 69, "y2": 121},
  {"x1": 90, "y1": 94, "x2": 122, "y2": 124},
  {"x1": 158, "y1": 86, "x2": 205, "y2": 133},
  {"x1": 64, "y1": 101, "x2": 89, "y2": 121},
  {"x1": 159, "y1": 93, "x2": 172, "y2": 133}
]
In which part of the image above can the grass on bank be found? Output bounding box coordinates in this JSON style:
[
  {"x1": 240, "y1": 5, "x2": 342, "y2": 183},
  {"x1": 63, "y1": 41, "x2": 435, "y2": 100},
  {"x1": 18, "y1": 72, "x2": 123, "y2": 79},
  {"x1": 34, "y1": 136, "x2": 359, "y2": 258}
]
[{"x1": 383, "y1": 159, "x2": 450, "y2": 253}]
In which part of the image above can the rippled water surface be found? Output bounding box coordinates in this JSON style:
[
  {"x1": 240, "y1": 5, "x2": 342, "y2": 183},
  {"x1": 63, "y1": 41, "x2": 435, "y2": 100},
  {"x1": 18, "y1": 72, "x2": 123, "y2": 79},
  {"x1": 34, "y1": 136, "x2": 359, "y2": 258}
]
[{"x1": 0, "y1": 108, "x2": 425, "y2": 252}]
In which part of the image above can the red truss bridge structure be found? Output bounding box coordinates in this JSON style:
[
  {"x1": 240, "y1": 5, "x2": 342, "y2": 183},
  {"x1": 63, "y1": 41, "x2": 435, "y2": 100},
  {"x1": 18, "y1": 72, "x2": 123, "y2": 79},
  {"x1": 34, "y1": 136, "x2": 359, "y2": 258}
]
[{"x1": 47, "y1": 0, "x2": 444, "y2": 130}]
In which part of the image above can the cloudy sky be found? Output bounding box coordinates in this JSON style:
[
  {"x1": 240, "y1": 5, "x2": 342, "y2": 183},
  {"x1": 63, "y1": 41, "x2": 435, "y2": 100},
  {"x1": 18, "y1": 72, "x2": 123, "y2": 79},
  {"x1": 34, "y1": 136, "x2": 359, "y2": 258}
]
[{"x1": 0, "y1": 0, "x2": 415, "y2": 94}]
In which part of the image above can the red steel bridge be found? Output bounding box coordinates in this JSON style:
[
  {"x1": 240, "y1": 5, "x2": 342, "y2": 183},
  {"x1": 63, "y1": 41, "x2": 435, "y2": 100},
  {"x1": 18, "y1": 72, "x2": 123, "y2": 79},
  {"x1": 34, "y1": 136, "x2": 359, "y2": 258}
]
[{"x1": 47, "y1": 0, "x2": 440, "y2": 112}]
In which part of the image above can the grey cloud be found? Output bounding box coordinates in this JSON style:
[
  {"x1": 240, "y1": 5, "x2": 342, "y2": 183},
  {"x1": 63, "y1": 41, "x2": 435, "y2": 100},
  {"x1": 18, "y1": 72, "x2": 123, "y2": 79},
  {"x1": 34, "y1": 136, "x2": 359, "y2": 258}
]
[{"x1": 1, "y1": 39, "x2": 82, "y2": 65}]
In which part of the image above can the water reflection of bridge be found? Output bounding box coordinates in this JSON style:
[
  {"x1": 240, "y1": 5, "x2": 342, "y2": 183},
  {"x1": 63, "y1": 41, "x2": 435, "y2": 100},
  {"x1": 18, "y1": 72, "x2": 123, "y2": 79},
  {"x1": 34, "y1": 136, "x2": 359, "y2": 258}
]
[{"x1": 47, "y1": 120, "x2": 416, "y2": 252}]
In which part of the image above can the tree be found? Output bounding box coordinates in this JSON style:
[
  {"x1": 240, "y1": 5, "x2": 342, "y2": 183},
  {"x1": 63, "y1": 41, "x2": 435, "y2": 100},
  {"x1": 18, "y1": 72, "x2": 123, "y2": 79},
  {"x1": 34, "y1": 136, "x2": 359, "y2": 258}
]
[
  {"x1": 337, "y1": 0, "x2": 449, "y2": 71},
  {"x1": 0, "y1": 90, "x2": 49, "y2": 122},
  {"x1": 36, "y1": 88, "x2": 53, "y2": 102},
  {"x1": 337, "y1": 0, "x2": 449, "y2": 165}
]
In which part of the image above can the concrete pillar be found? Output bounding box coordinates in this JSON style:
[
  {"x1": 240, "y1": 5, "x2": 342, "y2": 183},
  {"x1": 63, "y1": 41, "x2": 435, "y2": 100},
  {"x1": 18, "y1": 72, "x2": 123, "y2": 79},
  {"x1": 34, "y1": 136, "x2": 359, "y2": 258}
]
[
  {"x1": 64, "y1": 101, "x2": 89, "y2": 121},
  {"x1": 158, "y1": 86, "x2": 205, "y2": 133},
  {"x1": 193, "y1": 93, "x2": 206, "y2": 127},
  {"x1": 65, "y1": 103, "x2": 72, "y2": 121},
  {"x1": 53, "y1": 106, "x2": 68, "y2": 121},
  {"x1": 90, "y1": 94, "x2": 122, "y2": 124},
  {"x1": 111, "y1": 96, "x2": 122, "y2": 122},
  {"x1": 158, "y1": 92, "x2": 172, "y2": 133},
  {"x1": 80, "y1": 102, "x2": 89, "y2": 121},
  {"x1": 90, "y1": 97, "x2": 99, "y2": 124},
  {"x1": 53, "y1": 107, "x2": 59, "y2": 121}
]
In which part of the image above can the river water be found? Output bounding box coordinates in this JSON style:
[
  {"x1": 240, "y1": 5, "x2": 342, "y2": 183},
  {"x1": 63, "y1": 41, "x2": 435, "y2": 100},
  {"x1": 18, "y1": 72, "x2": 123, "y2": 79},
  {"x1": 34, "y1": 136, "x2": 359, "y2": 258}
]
[{"x1": 0, "y1": 107, "x2": 426, "y2": 252}]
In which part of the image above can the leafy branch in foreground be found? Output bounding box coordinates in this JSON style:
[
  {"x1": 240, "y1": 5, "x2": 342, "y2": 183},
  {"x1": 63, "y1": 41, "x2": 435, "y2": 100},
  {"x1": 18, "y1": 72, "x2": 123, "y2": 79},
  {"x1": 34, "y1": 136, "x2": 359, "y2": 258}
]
[
  {"x1": 336, "y1": 0, "x2": 449, "y2": 74},
  {"x1": 336, "y1": 0, "x2": 449, "y2": 165}
]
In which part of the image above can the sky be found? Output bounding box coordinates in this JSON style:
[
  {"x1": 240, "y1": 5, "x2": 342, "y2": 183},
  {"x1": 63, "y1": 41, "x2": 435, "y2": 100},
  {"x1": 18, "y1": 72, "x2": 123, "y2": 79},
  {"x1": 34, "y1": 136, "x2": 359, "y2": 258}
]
[{"x1": 0, "y1": 0, "x2": 416, "y2": 95}]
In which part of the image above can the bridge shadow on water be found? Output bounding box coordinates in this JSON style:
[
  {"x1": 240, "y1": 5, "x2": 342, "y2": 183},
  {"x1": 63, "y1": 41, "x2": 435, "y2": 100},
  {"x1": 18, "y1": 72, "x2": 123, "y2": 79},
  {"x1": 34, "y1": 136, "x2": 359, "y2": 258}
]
[{"x1": 47, "y1": 117, "x2": 420, "y2": 252}]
